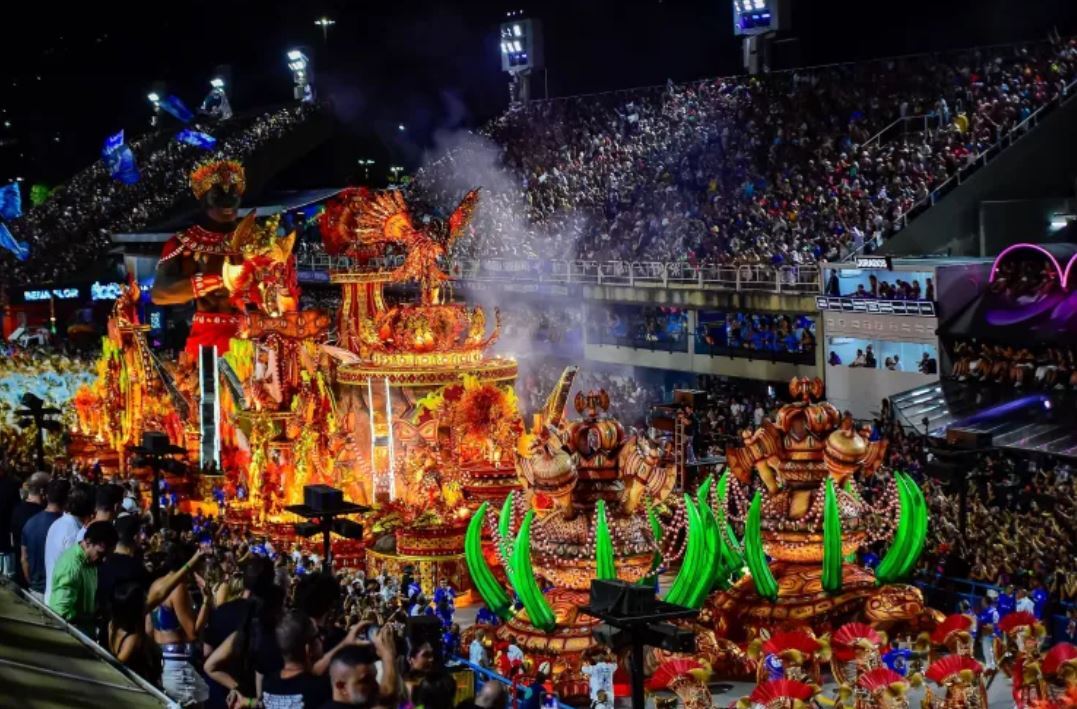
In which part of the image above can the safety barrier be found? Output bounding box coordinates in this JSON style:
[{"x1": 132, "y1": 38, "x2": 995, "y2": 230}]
[{"x1": 294, "y1": 250, "x2": 820, "y2": 295}]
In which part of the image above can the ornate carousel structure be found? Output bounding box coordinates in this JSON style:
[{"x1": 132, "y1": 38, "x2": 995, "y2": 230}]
[{"x1": 321, "y1": 187, "x2": 522, "y2": 595}]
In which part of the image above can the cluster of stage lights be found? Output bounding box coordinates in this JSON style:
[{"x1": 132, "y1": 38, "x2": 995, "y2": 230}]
[
  {"x1": 500, "y1": 23, "x2": 525, "y2": 58},
  {"x1": 737, "y1": 0, "x2": 767, "y2": 10}
]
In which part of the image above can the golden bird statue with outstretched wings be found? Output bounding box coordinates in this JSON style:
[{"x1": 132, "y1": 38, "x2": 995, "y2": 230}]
[{"x1": 320, "y1": 187, "x2": 480, "y2": 305}]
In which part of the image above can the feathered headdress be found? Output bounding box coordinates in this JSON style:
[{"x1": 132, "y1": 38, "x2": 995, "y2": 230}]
[
  {"x1": 925, "y1": 655, "x2": 982, "y2": 685},
  {"x1": 831, "y1": 622, "x2": 884, "y2": 662},
  {"x1": 998, "y1": 611, "x2": 1044, "y2": 637},
  {"x1": 647, "y1": 658, "x2": 710, "y2": 691},
  {"x1": 739, "y1": 679, "x2": 817, "y2": 709},
  {"x1": 858, "y1": 667, "x2": 910, "y2": 694},
  {"x1": 190, "y1": 160, "x2": 245, "y2": 199},
  {"x1": 930, "y1": 614, "x2": 974, "y2": 646},
  {"x1": 758, "y1": 631, "x2": 822, "y2": 663},
  {"x1": 1043, "y1": 642, "x2": 1077, "y2": 679}
]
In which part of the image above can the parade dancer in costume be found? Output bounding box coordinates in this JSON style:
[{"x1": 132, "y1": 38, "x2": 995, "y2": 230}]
[{"x1": 151, "y1": 160, "x2": 247, "y2": 355}]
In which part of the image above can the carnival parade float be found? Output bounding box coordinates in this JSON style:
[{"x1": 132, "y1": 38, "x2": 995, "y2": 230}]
[
  {"x1": 71, "y1": 167, "x2": 522, "y2": 589},
  {"x1": 319, "y1": 186, "x2": 523, "y2": 595}
]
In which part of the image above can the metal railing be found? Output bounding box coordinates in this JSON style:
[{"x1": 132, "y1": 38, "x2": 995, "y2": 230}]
[
  {"x1": 588, "y1": 331, "x2": 690, "y2": 353},
  {"x1": 695, "y1": 339, "x2": 817, "y2": 365},
  {"x1": 846, "y1": 74, "x2": 1077, "y2": 260},
  {"x1": 294, "y1": 250, "x2": 821, "y2": 295}
]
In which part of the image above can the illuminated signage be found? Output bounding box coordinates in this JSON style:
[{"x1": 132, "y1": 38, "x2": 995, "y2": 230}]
[
  {"x1": 816, "y1": 296, "x2": 935, "y2": 317},
  {"x1": 149, "y1": 311, "x2": 163, "y2": 330},
  {"x1": 90, "y1": 281, "x2": 124, "y2": 301},
  {"x1": 855, "y1": 256, "x2": 892, "y2": 270},
  {"x1": 24, "y1": 288, "x2": 79, "y2": 301}
]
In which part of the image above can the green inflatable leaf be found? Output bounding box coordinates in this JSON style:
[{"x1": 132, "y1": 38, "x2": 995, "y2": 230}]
[
  {"x1": 594, "y1": 500, "x2": 616, "y2": 581},
  {"x1": 464, "y1": 503, "x2": 513, "y2": 619},
  {"x1": 822, "y1": 478, "x2": 843, "y2": 593},
  {"x1": 744, "y1": 491, "x2": 779, "y2": 601}
]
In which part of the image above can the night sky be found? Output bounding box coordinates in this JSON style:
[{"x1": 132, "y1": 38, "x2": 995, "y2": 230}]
[{"x1": 1, "y1": 0, "x2": 1074, "y2": 188}]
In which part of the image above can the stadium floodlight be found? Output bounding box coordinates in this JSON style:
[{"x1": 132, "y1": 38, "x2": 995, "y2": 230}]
[
  {"x1": 499, "y1": 15, "x2": 543, "y2": 104},
  {"x1": 314, "y1": 17, "x2": 336, "y2": 44},
  {"x1": 397, "y1": 123, "x2": 405, "y2": 132},
  {"x1": 287, "y1": 49, "x2": 314, "y2": 102},
  {"x1": 147, "y1": 92, "x2": 160, "y2": 104},
  {"x1": 210, "y1": 77, "x2": 225, "y2": 89}
]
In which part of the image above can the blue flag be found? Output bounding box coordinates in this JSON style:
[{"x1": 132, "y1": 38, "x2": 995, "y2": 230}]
[
  {"x1": 102, "y1": 130, "x2": 125, "y2": 156},
  {"x1": 0, "y1": 182, "x2": 22, "y2": 220},
  {"x1": 102, "y1": 131, "x2": 140, "y2": 185},
  {"x1": 0, "y1": 222, "x2": 29, "y2": 261},
  {"x1": 176, "y1": 129, "x2": 217, "y2": 149},
  {"x1": 159, "y1": 95, "x2": 194, "y2": 123}
]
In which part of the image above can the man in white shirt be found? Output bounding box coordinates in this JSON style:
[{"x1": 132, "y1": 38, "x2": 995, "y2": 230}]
[
  {"x1": 469, "y1": 629, "x2": 490, "y2": 667},
  {"x1": 1015, "y1": 588, "x2": 1035, "y2": 615},
  {"x1": 43, "y1": 484, "x2": 94, "y2": 603},
  {"x1": 582, "y1": 651, "x2": 617, "y2": 706},
  {"x1": 753, "y1": 405, "x2": 765, "y2": 428},
  {"x1": 506, "y1": 636, "x2": 524, "y2": 663}
]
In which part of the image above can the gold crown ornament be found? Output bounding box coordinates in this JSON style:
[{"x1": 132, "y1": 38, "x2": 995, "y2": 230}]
[{"x1": 190, "y1": 160, "x2": 246, "y2": 199}]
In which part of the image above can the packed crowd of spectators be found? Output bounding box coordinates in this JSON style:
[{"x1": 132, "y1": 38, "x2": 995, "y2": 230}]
[
  {"x1": 920, "y1": 452, "x2": 1077, "y2": 624},
  {"x1": 0, "y1": 466, "x2": 499, "y2": 709},
  {"x1": 696, "y1": 312, "x2": 815, "y2": 357},
  {"x1": 950, "y1": 340, "x2": 1077, "y2": 388},
  {"x1": 411, "y1": 38, "x2": 1076, "y2": 268},
  {"x1": 4, "y1": 102, "x2": 326, "y2": 284},
  {"x1": 586, "y1": 306, "x2": 689, "y2": 349}
]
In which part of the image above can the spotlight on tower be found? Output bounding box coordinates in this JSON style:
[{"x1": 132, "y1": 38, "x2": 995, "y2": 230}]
[
  {"x1": 287, "y1": 49, "x2": 314, "y2": 103},
  {"x1": 498, "y1": 13, "x2": 544, "y2": 105}
]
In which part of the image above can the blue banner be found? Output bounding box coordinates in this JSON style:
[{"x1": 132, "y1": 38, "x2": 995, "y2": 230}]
[
  {"x1": 104, "y1": 145, "x2": 140, "y2": 184},
  {"x1": 0, "y1": 222, "x2": 29, "y2": 261},
  {"x1": 175, "y1": 129, "x2": 217, "y2": 149},
  {"x1": 0, "y1": 182, "x2": 22, "y2": 220},
  {"x1": 159, "y1": 94, "x2": 194, "y2": 123},
  {"x1": 102, "y1": 130, "x2": 125, "y2": 156}
]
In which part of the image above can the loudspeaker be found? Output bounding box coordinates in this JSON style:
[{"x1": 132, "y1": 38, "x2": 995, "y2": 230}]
[
  {"x1": 332, "y1": 518, "x2": 363, "y2": 540},
  {"x1": 141, "y1": 431, "x2": 173, "y2": 454},
  {"x1": 945, "y1": 429, "x2": 992, "y2": 449},
  {"x1": 589, "y1": 579, "x2": 655, "y2": 616},
  {"x1": 649, "y1": 623, "x2": 696, "y2": 652},
  {"x1": 304, "y1": 484, "x2": 344, "y2": 513}
]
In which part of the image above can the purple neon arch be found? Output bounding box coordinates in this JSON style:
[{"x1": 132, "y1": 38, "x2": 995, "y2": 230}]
[
  {"x1": 1064, "y1": 253, "x2": 1077, "y2": 290},
  {"x1": 989, "y1": 243, "x2": 1065, "y2": 285}
]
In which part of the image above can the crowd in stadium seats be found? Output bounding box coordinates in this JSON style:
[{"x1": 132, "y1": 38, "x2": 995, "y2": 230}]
[
  {"x1": 4, "y1": 103, "x2": 325, "y2": 285},
  {"x1": 412, "y1": 38, "x2": 1076, "y2": 267},
  {"x1": 921, "y1": 451, "x2": 1077, "y2": 605},
  {"x1": 696, "y1": 312, "x2": 815, "y2": 356},
  {"x1": 587, "y1": 306, "x2": 689, "y2": 348},
  {"x1": 950, "y1": 340, "x2": 1077, "y2": 388}
]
